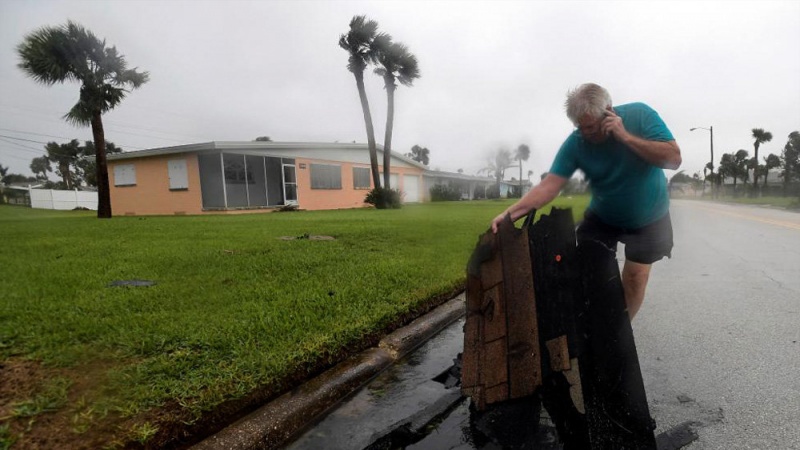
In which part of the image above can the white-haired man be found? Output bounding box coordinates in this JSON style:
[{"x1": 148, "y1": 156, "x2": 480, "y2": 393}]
[{"x1": 491, "y1": 83, "x2": 681, "y2": 319}]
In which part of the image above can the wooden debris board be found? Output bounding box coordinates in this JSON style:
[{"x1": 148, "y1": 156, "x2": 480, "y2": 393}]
[
  {"x1": 463, "y1": 207, "x2": 656, "y2": 449},
  {"x1": 462, "y1": 215, "x2": 541, "y2": 410}
]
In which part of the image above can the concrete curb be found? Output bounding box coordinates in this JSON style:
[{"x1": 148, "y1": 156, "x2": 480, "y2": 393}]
[{"x1": 193, "y1": 292, "x2": 466, "y2": 450}]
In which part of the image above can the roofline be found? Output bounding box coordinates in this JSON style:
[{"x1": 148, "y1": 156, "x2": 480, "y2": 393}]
[
  {"x1": 105, "y1": 141, "x2": 427, "y2": 170},
  {"x1": 423, "y1": 169, "x2": 495, "y2": 182}
]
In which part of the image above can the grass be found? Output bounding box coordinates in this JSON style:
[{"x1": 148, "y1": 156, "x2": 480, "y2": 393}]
[{"x1": 0, "y1": 197, "x2": 588, "y2": 446}]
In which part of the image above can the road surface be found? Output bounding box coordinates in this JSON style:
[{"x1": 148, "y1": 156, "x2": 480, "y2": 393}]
[{"x1": 289, "y1": 199, "x2": 800, "y2": 449}]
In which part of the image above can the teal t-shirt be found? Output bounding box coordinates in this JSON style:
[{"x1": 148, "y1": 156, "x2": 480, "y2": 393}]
[{"x1": 549, "y1": 102, "x2": 674, "y2": 229}]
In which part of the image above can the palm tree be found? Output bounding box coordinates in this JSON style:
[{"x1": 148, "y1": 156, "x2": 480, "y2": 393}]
[
  {"x1": 479, "y1": 148, "x2": 513, "y2": 191},
  {"x1": 406, "y1": 145, "x2": 430, "y2": 165},
  {"x1": 339, "y1": 16, "x2": 381, "y2": 190},
  {"x1": 762, "y1": 154, "x2": 781, "y2": 189},
  {"x1": 30, "y1": 156, "x2": 51, "y2": 181},
  {"x1": 514, "y1": 144, "x2": 530, "y2": 195},
  {"x1": 17, "y1": 21, "x2": 148, "y2": 218},
  {"x1": 718, "y1": 154, "x2": 733, "y2": 193},
  {"x1": 782, "y1": 131, "x2": 800, "y2": 196},
  {"x1": 44, "y1": 139, "x2": 81, "y2": 189},
  {"x1": 372, "y1": 34, "x2": 420, "y2": 190},
  {"x1": 751, "y1": 128, "x2": 773, "y2": 195},
  {"x1": 734, "y1": 150, "x2": 750, "y2": 194}
]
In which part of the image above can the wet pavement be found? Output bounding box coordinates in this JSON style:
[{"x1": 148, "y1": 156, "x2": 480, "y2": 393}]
[
  {"x1": 287, "y1": 317, "x2": 564, "y2": 450},
  {"x1": 286, "y1": 201, "x2": 800, "y2": 450},
  {"x1": 286, "y1": 318, "x2": 469, "y2": 450}
]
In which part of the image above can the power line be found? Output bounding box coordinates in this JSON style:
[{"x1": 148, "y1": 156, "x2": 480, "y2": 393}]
[
  {"x1": 0, "y1": 150, "x2": 36, "y2": 162},
  {"x1": 0, "y1": 134, "x2": 50, "y2": 145},
  {"x1": 0, "y1": 137, "x2": 45, "y2": 154},
  {"x1": 0, "y1": 128, "x2": 74, "y2": 141}
]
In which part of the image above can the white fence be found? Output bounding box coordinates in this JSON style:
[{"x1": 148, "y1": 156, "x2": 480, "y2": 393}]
[{"x1": 29, "y1": 188, "x2": 98, "y2": 210}]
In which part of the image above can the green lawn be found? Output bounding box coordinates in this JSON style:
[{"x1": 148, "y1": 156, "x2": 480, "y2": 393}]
[{"x1": 0, "y1": 197, "x2": 588, "y2": 448}]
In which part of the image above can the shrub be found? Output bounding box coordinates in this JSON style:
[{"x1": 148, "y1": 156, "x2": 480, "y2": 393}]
[
  {"x1": 365, "y1": 187, "x2": 403, "y2": 209},
  {"x1": 429, "y1": 184, "x2": 461, "y2": 202},
  {"x1": 486, "y1": 185, "x2": 500, "y2": 199}
]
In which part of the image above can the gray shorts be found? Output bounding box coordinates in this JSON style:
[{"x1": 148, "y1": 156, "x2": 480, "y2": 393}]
[{"x1": 576, "y1": 211, "x2": 674, "y2": 264}]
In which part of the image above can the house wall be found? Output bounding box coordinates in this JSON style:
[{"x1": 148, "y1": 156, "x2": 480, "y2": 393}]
[
  {"x1": 295, "y1": 157, "x2": 424, "y2": 210},
  {"x1": 109, "y1": 153, "x2": 203, "y2": 215},
  {"x1": 109, "y1": 153, "x2": 426, "y2": 215}
]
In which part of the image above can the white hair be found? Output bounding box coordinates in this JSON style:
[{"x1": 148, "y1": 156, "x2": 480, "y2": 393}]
[{"x1": 565, "y1": 83, "x2": 613, "y2": 126}]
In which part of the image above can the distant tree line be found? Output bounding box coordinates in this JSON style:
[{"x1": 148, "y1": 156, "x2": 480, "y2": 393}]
[{"x1": 692, "y1": 129, "x2": 800, "y2": 198}]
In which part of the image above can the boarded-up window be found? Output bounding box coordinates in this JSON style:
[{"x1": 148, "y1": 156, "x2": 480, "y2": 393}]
[
  {"x1": 168, "y1": 159, "x2": 189, "y2": 190},
  {"x1": 310, "y1": 164, "x2": 342, "y2": 189},
  {"x1": 353, "y1": 167, "x2": 371, "y2": 189},
  {"x1": 114, "y1": 164, "x2": 136, "y2": 186}
]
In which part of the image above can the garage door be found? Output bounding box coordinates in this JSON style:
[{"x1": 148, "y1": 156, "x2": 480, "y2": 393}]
[{"x1": 403, "y1": 174, "x2": 420, "y2": 202}]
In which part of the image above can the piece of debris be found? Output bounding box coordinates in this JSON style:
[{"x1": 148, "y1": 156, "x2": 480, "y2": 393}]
[
  {"x1": 655, "y1": 421, "x2": 700, "y2": 450},
  {"x1": 108, "y1": 280, "x2": 156, "y2": 287},
  {"x1": 677, "y1": 394, "x2": 694, "y2": 404},
  {"x1": 278, "y1": 234, "x2": 336, "y2": 241}
]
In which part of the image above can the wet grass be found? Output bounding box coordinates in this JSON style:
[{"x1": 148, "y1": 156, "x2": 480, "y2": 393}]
[{"x1": 0, "y1": 196, "x2": 588, "y2": 446}]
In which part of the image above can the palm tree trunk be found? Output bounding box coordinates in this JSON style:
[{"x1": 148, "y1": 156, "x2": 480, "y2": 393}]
[
  {"x1": 91, "y1": 112, "x2": 112, "y2": 219},
  {"x1": 354, "y1": 71, "x2": 381, "y2": 189},
  {"x1": 752, "y1": 145, "x2": 760, "y2": 197},
  {"x1": 383, "y1": 79, "x2": 396, "y2": 190}
]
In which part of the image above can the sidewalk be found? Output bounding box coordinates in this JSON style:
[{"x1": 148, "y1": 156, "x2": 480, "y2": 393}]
[{"x1": 192, "y1": 293, "x2": 466, "y2": 450}]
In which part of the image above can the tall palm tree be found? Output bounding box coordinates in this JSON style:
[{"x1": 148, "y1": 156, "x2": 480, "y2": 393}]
[
  {"x1": 17, "y1": 21, "x2": 148, "y2": 218},
  {"x1": 372, "y1": 34, "x2": 420, "y2": 190},
  {"x1": 339, "y1": 16, "x2": 381, "y2": 190},
  {"x1": 751, "y1": 128, "x2": 773, "y2": 195},
  {"x1": 514, "y1": 144, "x2": 530, "y2": 195}
]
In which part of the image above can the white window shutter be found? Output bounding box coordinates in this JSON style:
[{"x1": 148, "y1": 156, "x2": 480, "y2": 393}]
[{"x1": 168, "y1": 159, "x2": 189, "y2": 189}]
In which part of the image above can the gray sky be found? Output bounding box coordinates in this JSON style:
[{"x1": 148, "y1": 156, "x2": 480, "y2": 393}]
[{"x1": 1, "y1": 0, "x2": 798, "y2": 182}]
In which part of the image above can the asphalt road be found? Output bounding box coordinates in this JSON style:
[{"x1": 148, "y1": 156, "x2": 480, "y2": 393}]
[
  {"x1": 289, "y1": 199, "x2": 800, "y2": 450},
  {"x1": 635, "y1": 199, "x2": 800, "y2": 449}
]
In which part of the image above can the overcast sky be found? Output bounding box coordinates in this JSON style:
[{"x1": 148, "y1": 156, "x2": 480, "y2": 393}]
[{"x1": 1, "y1": 0, "x2": 798, "y2": 182}]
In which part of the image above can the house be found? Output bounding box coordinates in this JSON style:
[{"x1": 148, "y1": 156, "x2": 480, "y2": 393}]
[
  {"x1": 106, "y1": 141, "x2": 432, "y2": 216},
  {"x1": 423, "y1": 169, "x2": 496, "y2": 200}
]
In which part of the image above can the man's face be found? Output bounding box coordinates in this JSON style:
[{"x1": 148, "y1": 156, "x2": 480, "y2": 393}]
[{"x1": 577, "y1": 113, "x2": 608, "y2": 144}]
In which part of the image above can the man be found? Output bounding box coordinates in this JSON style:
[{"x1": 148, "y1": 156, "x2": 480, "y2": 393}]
[{"x1": 491, "y1": 83, "x2": 681, "y2": 319}]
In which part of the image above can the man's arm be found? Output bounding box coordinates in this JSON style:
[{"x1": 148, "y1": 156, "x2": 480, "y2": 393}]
[
  {"x1": 602, "y1": 109, "x2": 682, "y2": 170},
  {"x1": 491, "y1": 173, "x2": 568, "y2": 233}
]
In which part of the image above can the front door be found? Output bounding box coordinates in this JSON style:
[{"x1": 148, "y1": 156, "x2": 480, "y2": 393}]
[{"x1": 282, "y1": 163, "x2": 298, "y2": 205}]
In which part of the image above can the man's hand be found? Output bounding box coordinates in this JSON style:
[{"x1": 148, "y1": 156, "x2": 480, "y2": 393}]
[
  {"x1": 490, "y1": 212, "x2": 507, "y2": 234},
  {"x1": 601, "y1": 107, "x2": 682, "y2": 169},
  {"x1": 601, "y1": 107, "x2": 629, "y2": 141}
]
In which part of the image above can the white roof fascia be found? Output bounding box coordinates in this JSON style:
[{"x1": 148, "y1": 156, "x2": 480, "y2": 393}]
[{"x1": 105, "y1": 141, "x2": 427, "y2": 170}]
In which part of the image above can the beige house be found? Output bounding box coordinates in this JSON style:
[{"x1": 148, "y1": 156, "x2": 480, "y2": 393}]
[{"x1": 106, "y1": 141, "x2": 436, "y2": 216}]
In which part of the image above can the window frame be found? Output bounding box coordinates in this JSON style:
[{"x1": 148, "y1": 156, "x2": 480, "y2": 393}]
[{"x1": 310, "y1": 163, "x2": 342, "y2": 190}]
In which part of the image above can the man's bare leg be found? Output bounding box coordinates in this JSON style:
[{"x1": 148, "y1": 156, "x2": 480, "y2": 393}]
[{"x1": 622, "y1": 260, "x2": 652, "y2": 320}]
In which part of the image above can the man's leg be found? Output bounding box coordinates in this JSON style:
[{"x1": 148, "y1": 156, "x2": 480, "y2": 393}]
[{"x1": 621, "y1": 260, "x2": 652, "y2": 320}]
